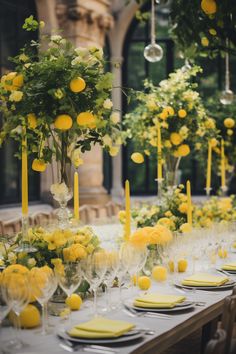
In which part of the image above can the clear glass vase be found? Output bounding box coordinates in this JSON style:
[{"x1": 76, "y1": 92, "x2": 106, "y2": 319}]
[{"x1": 164, "y1": 156, "x2": 181, "y2": 193}]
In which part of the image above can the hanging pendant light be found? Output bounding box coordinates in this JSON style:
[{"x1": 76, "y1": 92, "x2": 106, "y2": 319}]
[
  {"x1": 144, "y1": 0, "x2": 163, "y2": 63},
  {"x1": 220, "y1": 39, "x2": 234, "y2": 105}
]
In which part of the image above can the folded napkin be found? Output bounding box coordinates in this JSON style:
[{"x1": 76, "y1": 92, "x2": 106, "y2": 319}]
[
  {"x1": 182, "y1": 273, "x2": 229, "y2": 287},
  {"x1": 222, "y1": 263, "x2": 236, "y2": 271},
  {"x1": 68, "y1": 317, "x2": 135, "y2": 339},
  {"x1": 134, "y1": 294, "x2": 186, "y2": 308}
]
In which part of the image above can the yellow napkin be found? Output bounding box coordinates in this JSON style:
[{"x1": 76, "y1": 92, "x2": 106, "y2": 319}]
[
  {"x1": 68, "y1": 317, "x2": 135, "y2": 339},
  {"x1": 222, "y1": 263, "x2": 236, "y2": 271},
  {"x1": 182, "y1": 273, "x2": 229, "y2": 287},
  {"x1": 134, "y1": 294, "x2": 186, "y2": 308}
]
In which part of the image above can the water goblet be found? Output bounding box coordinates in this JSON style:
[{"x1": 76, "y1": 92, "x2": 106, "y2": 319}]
[{"x1": 30, "y1": 267, "x2": 58, "y2": 335}]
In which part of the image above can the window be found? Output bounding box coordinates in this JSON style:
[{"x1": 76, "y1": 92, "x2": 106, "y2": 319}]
[{"x1": 0, "y1": 0, "x2": 40, "y2": 205}]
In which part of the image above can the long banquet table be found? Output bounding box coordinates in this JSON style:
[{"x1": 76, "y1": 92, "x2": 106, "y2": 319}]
[{"x1": 1, "y1": 281, "x2": 233, "y2": 354}]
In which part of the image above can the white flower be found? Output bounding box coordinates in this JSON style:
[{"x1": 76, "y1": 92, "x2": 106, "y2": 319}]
[
  {"x1": 71, "y1": 57, "x2": 80, "y2": 66},
  {"x1": 102, "y1": 134, "x2": 112, "y2": 146},
  {"x1": 50, "y1": 35, "x2": 62, "y2": 42},
  {"x1": 110, "y1": 112, "x2": 120, "y2": 124},
  {"x1": 50, "y1": 182, "x2": 69, "y2": 197},
  {"x1": 24, "y1": 63, "x2": 31, "y2": 69},
  {"x1": 103, "y1": 99, "x2": 113, "y2": 109},
  {"x1": 28, "y1": 258, "x2": 36, "y2": 267},
  {"x1": 179, "y1": 126, "x2": 189, "y2": 139},
  {"x1": 71, "y1": 149, "x2": 84, "y2": 168},
  {"x1": 11, "y1": 125, "x2": 22, "y2": 134},
  {"x1": 89, "y1": 47, "x2": 103, "y2": 60},
  {"x1": 8, "y1": 252, "x2": 17, "y2": 264},
  {"x1": 75, "y1": 47, "x2": 90, "y2": 57}
]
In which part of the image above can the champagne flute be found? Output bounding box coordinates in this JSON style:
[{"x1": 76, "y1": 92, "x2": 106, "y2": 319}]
[
  {"x1": 30, "y1": 267, "x2": 58, "y2": 335},
  {"x1": 81, "y1": 250, "x2": 107, "y2": 317},
  {"x1": 102, "y1": 250, "x2": 120, "y2": 311}
]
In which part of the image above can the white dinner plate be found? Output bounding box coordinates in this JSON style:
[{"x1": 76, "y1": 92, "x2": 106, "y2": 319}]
[
  {"x1": 174, "y1": 279, "x2": 236, "y2": 291},
  {"x1": 124, "y1": 299, "x2": 195, "y2": 313},
  {"x1": 58, "y1": 328, "x2": 144, "y2": 345}
]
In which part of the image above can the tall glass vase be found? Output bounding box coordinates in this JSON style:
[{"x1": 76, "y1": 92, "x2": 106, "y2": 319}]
[
  {"x1": 164, "y1": 156, "x2": 181, "y2": 193},
  {"x1": 50, "y1": 132, "x2": 73, "y2": 228}
]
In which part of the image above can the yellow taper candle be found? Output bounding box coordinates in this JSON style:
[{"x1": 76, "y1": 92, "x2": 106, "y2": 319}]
[
  {"x1": 125, "y1": 180, "x2": 131, "y2": 240},
  {"x1": 74, "y1": 171, "x2": 79, "y2": 220},
  {"x1": 157, "y1": 121, "x2": 162, "y2": 180},
  {"x1": 221, "y1": 139, "x2": 226, "y2": 189},
  {"x1": 22, "y1": 127, "x2": 28, "y2": 216},
  {"x1": 206, "y1": 141, "x2": 212, "y2": 193},
  {"x1": 186, "y1": 180, "x2": 192, "y2": 228}
]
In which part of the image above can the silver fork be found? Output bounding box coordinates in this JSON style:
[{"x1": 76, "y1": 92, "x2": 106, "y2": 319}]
[
  {"x1": 59, "y1": 340, "x2": 118, "y2": 354},
  {"x1": 123, "y1": 306, "x2": 172, "y2": 319}
]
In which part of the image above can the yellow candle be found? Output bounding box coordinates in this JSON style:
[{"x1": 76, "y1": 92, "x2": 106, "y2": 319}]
[
  {"x1": 74, "y1": 171, "x2": 79, "y2": 220},
  {"x1": 22, "y1": 127, "x2": 28, "y2": 216},
  {"x1": 125, "y1": 180, "x2": 131, "y2": 240},
  {"x1": 206, "y1": 141, "x2": 212, "y2": 192},
  {"x1": 221, "y1": 139, "x2": 226, "y2": 189},
  {"x1": 157, "y1": 121, "x2": 162, "y2": 180},
  {"x1": 186, "y1": 180, "x2": 192, "y2": 228}
]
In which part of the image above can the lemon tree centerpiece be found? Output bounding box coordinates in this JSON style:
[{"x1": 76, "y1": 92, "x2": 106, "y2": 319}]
[
  {"x1": 124, "y1": 65, "x2": 216, "y2": 188},
  {"x1": 0, "y1": 17, "x2": 121, "y2": 223}
]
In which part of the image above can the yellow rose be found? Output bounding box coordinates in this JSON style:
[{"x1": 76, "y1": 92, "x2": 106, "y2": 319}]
[
  {"x1": 210, "y1": 138, "x2": 218, "y2": 147},
  {"x1": 157, "y1": 218, "x2": 174, "y2": 229},
  {"x1": 178, "y1": 202, "x2": 188, "y2": 214},
  {"x1": 32, "y1": 159, "x2": 47, "y2": 172},
  {"x1": 224, "y1": 118, "x2": 235, "y2": 128},
  {"x1": 12, "y1": 74, "x2": 24, "y2": 89},
  {"x1": 9, "y1": 90, "x2": 23, "y2": 102},
  {"x1": 129, "y1": 227, "x2": 153, "y2": 247},
  {"x1": 164, "y1": 106, "x2": 175, "y2": 116},
  {"x1": 159, "y1": 110, "x2": 168, "y2": 120},
  {"x1": 149, "y1": 225, "x2": 173, "y2": 245},
  {"x1": 205, "y1": 118, "x2": 215, "y2": 129},
  {"x1": 170, "y1": 133, "x2": 183, "y2": 145},
  {"x1": 178, "y1": 109, "x2": 187, "y2": 118},
  {"x1": 131, "y1": 152, "x2": 144, "y2": 164},
  {"x1": 164, "y1": 140, "x2": 172, "y2": 148},
  {"x1": 227, "y1": 129, "x2": 233, "y2": 136}
]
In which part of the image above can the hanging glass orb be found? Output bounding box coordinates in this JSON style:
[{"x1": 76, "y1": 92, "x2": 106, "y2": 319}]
[
  {"x1": 144, "y1": 43, "x2": 163, "y2": 63},
  {"x1": 181, "y1": 60, "x2": 191, "y2": 72},
  {"x1": 220, "y1": 89, "x2": 234, "y2": 105}
]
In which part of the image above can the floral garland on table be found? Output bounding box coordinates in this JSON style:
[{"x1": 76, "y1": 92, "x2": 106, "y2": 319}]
[
  {"x1": 119, "y1": 185, "x2": 191, "y2": 234},
  {"x1": 0, "y1": 226, "x2": 100, "y2": 271},
  {"x1": 123, "y1": 65, "x2": 217, "y2": 186},
  {"x1": 194, "y1": 196, "x2": 236, "y2": 228},
  {"x1": 0, "y1": 16, "x2": 122, "y2": 184}
]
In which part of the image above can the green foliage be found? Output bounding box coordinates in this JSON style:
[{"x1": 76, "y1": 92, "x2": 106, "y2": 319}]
[{"x1": 0, "y1": 17, "x2": 121, "y2": 175}]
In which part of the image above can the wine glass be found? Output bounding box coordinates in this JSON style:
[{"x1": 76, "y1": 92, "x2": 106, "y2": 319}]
[
  {"x1": 56, "y1": 262, "x2": 82, "y2": 322},
  {"x1": 81, "y1": 250, "x2": 107, "y2": 317},
  {"x1": 0, "y1": 279, "x2": 12, "y2": 351},
  {"x1": 30, "y1": 267, "x2": 58, "y2": 335},
  {"x1": 1, "y1": 271, "x2": 30, "y2": 350},
  {"x1": 102, "y1": 249, "x2": 120, "y2": 311}
]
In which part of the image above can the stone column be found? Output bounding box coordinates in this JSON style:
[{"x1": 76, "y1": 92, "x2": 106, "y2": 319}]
[{"x1": 55, "y1": 0, "x2": 114, "y2": 205}]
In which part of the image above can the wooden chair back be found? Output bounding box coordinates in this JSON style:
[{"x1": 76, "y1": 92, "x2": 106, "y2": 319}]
[
  {"x1": 205, "y1": 329, "x2": 226, "y2": 354},
  {"x1": 220, "y1": 295, "x2": 236, "y2": 354}
]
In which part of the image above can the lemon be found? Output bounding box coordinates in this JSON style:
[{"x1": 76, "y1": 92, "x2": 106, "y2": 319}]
[
  {"x1": 138, "y1": 276, "x2": 151, "y2": 290},
  {"x1": 218, "y1": 248, "x2": 228, "y2": 259},
  {"x1": 27, "y1": 113, "x2": 37, "y2": 129},
  {"x1": 32, "y1": 159, "x2": 47, "y2": 172},
  {"x1": 65, "y1": 293, "x2": 82, "y2": 311},
  {"x1": 168, "y1": 260, "x2": 175, "y2": 273},
  {"x1": 201, "y1": 37, "x2": 209, "y2": 47},
  {"x1": 178, "y1": 259, "x2": 188, "y2": 272},
  {"x1": 131, "y1": 152, "x2": 144, "y2": 164},
  {"x1": 201, "y1": 0, "x2": 217, "y2": 15},
  {"x1": 70, "y1": 77, "x2": 86, "y2": 93},
  {"x1": 77, "y1": 112, "x2": 96, "y2": 128},
  {"x1": 9, "y1": 304, "x2": 40, "y2": 328},
  {"x1": 152, "y1": 266, "x2": 167, "y2": 282},
  {"x1": 54, "y1": 114, "x2": 73, "y2": 130}
]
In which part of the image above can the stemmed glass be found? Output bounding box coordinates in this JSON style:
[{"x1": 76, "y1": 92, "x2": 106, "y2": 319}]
[
  {"x1": 102, "y1": 250, "x2": 120, "y2": 311},
  {"x1": 0, "y1": 279, "x2": 12, "y2": 351},
  {"x1": 1, "y1": 271, "x2": 30, "y2": 350},
  {"x1": 30, "y1": 267, "x2": 58, "y2": 335},
  {"x1": 56, "y1": 262, "x2": 82, "y2": 322},
  {"x1": 81, "y1": 250, "x2": 107, "y2": 317}
]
